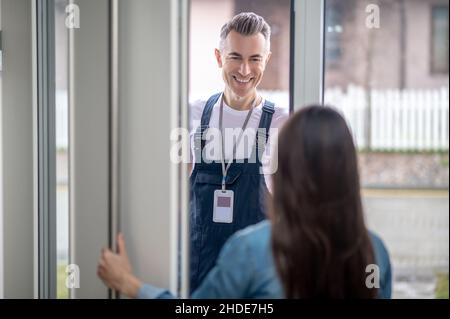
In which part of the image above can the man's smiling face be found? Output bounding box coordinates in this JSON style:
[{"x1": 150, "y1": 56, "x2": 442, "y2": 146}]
[{"x1": 215, "y1": 30, "x2": 271, "y2": 100}]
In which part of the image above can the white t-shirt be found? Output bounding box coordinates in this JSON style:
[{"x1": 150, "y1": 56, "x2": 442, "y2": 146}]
[{"x1": 189, "y1": 94, "x2": 289, "y2": 192}]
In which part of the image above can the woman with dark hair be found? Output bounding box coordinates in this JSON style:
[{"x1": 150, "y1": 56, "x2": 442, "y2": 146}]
[
  {"x1": 98, "y1": 105, "x2": 391, "y2": 299},
  {"x1": 271, "y1": 105, "x2": 391, "y2": 298}
]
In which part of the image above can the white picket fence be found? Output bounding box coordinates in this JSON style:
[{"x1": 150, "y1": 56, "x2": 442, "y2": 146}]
[{"x1": 324, "y1": 86, "x2": 449, "y2": 152}]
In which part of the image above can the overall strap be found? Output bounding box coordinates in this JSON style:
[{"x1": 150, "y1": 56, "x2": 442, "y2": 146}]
[
  {"x1": 201, "y1": 93, "x2": 221, "y2": 127},
  {"x1": 193, "y1": 93, "x2": 221, "y2": 163},
  {"x1": 255, "y1": 100, "x2": 275, "y2": 163}
]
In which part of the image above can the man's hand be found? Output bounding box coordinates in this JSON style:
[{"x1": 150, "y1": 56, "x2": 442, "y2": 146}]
[{"x1": 97, "y1": 233, "x2": 142, "y2": 298}]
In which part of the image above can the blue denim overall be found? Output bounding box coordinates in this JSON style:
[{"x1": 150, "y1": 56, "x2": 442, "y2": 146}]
[{"x1": 190, "y1": 93, "x2": 275, "y2": 292}]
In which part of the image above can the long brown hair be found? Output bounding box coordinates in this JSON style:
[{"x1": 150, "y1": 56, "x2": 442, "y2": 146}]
[{"x1": 271, "y1": 106, "x2": 377, "y2": 298}]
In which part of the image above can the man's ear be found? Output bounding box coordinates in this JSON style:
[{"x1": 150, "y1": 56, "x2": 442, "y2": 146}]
[
  {"x1": 215, "y1": 48, "x2": 223, "y2": 68},
  {"x1": 265, "y1": 51, "x2": 272, "y2": 67}
]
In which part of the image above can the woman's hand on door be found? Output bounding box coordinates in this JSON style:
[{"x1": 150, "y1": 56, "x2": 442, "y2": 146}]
[{"x1": 97, "y1": 233, "x2": 142, "y2": 298}]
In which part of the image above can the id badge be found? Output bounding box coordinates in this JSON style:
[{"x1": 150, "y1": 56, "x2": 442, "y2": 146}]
[{"x1": 213, "y1": 190, "x2": 234, "y2": 223}]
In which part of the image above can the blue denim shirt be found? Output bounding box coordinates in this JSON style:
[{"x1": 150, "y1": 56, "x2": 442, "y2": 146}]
[{"x1": 137, "y1": 221, "x2": 392, "y2": 299}]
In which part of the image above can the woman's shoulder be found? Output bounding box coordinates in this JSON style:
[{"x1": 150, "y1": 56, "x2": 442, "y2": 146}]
[
  {"x1": 368, "y1": 230, "x2": 392, "y2": 298},
  {"x1": 368, "y1": 231, "x2": 390, "y2": 262},
  {"x1": 233, "y1": 220, "x2": 271, "y2": 244},
  {"x1": 215, "y1": 221, "x2": 272, "y2": 272},
  {"x1": 224, "y1": 221, "x2": 272, "y2": 258}
]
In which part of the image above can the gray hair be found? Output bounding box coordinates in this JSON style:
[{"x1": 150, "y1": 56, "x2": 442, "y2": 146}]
[{"x1": 219, "y1": 12, "x2": 271, "y2": 52}]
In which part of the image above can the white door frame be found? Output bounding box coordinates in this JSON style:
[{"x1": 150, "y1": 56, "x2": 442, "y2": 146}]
[
  {"x1": 292, "y1": 0, "x2": 325, "y2": 110},
  {"x1": 1, "y1": 0, "x2": 35, "y2": 299}
]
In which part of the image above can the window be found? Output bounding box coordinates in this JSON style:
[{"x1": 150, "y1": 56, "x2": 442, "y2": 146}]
[
  {"x1": 325, "y1": 0, "x2": 344, "y2": 66},
  {"x1": 324, "y1": 0, "x2": 449, "y2": 299},
  {"x1": 431, "y1": 5, "x2": 449, "y2": 74}
]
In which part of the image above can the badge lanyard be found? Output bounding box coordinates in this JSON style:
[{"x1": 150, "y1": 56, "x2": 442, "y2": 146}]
[{"x1": 218, "y1": 94, "x2": 257, "y2": 192}]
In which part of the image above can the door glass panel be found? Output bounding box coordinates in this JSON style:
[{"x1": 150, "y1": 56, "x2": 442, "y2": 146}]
[
  {"x1": 324, "y1": 0, "x2": 449, "y2": 299},
  {"x1": 190, "y1": 0, "x2": 291, "y2": 111}
]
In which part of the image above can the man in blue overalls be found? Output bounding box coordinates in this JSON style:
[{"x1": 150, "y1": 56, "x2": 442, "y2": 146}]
[{"x1": 189, "y1": 12, "x2": 288, "y2": 292}]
